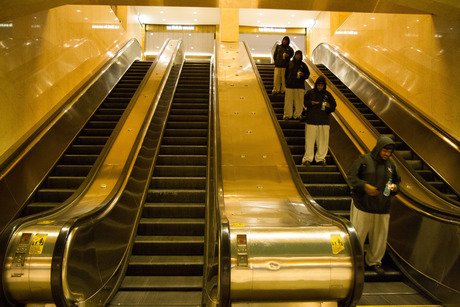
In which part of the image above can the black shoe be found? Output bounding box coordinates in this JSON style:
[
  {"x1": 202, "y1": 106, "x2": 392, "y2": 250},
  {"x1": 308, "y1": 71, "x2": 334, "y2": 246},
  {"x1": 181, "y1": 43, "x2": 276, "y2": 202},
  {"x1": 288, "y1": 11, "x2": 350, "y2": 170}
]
[
  {"x1": 302, "y1": 160, "x2": 311, "y2": 166},
  {"x1": 371, "y1": 265, "x2": 385, "y2": 275},
  {"x1": 318, "y1": 160, "x2": 326, "y2": 166}
]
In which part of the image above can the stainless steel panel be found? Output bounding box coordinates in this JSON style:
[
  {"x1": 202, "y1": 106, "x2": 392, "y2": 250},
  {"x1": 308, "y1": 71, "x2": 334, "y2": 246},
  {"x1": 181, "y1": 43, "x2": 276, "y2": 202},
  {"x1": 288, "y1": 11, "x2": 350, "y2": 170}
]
[{"x1": 215, "y1": 42, "x2": 360, "y2": 304}]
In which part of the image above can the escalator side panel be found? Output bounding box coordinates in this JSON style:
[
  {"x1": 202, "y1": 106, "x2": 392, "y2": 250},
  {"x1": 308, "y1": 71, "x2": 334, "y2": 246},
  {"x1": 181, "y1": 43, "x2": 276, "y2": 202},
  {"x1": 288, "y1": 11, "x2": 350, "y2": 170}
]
[{"x1": 0, "y1": 40, "x2": 142, "y2": 235}]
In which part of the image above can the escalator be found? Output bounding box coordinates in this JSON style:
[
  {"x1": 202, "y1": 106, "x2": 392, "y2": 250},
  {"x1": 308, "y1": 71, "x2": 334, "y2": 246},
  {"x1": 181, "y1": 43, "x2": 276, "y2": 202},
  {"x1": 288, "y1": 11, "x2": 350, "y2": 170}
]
[
  {"x1": 109, "y1": 61, "x2": 210, "y2": 306},
  {"x1": 23, "y1": 61, "x2": 153, "y2": 216},
  {"x1": 256, "y1": 63, "x2": 437, "y2": 306},
  {"x1": 316, "y1": 64, "x2": 460, "y2": 203}
]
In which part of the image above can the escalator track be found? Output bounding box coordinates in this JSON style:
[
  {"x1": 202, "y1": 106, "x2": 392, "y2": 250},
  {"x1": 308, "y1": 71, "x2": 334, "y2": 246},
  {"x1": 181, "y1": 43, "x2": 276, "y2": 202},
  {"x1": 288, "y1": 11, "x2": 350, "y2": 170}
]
[
  {"x1": 256, "y1": 63, "x2": 438, "y2": 306},
  {"x1": 23, "y1": 61, "x2": 153, "y2": 217},
  {"x1": 317, "y1": 64, "x2": 460, "y2": 203},
  {"x1": 109, "y1": 61, "x2": 210, "y2": 306}
]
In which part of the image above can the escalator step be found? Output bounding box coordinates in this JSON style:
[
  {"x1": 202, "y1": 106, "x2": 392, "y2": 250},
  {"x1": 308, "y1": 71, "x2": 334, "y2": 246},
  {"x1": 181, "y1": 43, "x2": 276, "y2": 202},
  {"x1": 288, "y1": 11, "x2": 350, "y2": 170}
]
[
  {"x1": 305, "y1": 183, "x2": 350, "y2": 195},
  {"x1": 159, "y1": 145, "x2": 207, "y2": 155},
  {"x1": 69, "y1": 144, "x2": 105, "y2": 154},
  {"x1": 75, "y1": 136, "x2": 109, "y2": 145},
  {"x1": 161, "y1": 137, "x2": 208, "y2": 146},
  {"x1": 156, "y1": 155, "x2": 207, "y2": 165},
  {"x1": 54, "y1": 165, "x2": 92, "y2": 176},
  {"x1": 137, "y1": 218, "x2": 205, "y2": 236},
  {"x1": 120, "y1": 276, "x2": 202, "y2": 290},
  {"x1": 150, "y1": 177, "x2": 206, "y2": 189},
  {"x1": 153, "y1": 165, "x2": 206, "y2": 177},
  {"x1": 60, "y1": 154, "x2": 98, "y2": 165},
  {"x1": 143, "y1": 203, "x2": 205, "y2": 218},
  {"x1": 163, "y1": 129, "x2": 208, "y2": 137},
  {"x1": 109, "y1": 290, "x2": 201, "y2": 306},
  {"x1": 45, "y1": 176, "x2": 85, "y2": 188},
  {"x1": 133, "y1": 236, "x2": 204, "y2": 255},
  {"x1": 35, "y1": 189, "x2": 75, "y2": 202},
  {"x1": 127, "y1": 255, "x2": 203, "y2": 276},
  {"x1": 146, "y1": 189, "x2": 206, "y2": 203}
]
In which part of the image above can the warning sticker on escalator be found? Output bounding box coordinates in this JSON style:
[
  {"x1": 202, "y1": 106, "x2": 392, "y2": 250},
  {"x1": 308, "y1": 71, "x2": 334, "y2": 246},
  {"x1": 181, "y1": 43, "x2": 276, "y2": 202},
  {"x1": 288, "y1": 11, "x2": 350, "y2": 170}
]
[
  {"x1": 29, "y1": 234, "x2": 47, "y2": 255},
  {"x1": 330, "y1": 234, "x2": 344, "y2": 254}
]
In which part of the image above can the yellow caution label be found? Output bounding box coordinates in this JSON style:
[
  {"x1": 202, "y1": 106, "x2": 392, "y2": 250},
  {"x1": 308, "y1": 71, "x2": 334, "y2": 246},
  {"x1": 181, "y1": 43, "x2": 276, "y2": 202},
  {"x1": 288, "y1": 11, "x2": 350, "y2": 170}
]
[
  {"x1": 29, "y1": 234, "x2": 47, "y2": 255},
  {"x1": 330, "y1": 234, "x2": 345, "y2": 254},
  {"x1": 232, "y1": 223, "x2": 245, "y2": 227}
]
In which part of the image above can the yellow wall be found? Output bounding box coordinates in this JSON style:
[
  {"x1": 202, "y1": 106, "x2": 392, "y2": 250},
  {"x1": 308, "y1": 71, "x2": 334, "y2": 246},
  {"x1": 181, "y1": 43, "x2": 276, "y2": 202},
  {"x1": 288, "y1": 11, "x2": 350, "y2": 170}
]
[
  {"x1": 0, "y1": 5, "x2": 141, "y2": 161},
  {"x1": 310, "y1": 12, "x2": 460, "y2": 142}
]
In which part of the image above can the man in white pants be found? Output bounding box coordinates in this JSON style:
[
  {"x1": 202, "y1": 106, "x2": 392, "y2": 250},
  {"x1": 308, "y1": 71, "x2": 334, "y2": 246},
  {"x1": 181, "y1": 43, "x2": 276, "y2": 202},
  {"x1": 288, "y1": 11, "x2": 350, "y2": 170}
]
[
  {"x1": 272, "y1": 36, "x2": 293, "y2": 94},
  {"x1": 348, "y1": 136, "x2": 401, "y2": 275},
  {"x1": 302, "y1": 76, "x2": 336, "y2": 165},
  {"x1": 284, "y1": 50, "x2": 310, "y2": 120}
]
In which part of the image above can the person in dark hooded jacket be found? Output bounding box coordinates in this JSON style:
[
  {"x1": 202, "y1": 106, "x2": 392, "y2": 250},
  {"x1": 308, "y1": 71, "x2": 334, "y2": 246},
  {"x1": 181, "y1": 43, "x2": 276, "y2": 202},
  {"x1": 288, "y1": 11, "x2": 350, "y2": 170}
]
[
  {"x1": 301, "y1": 75, "x2": 336, "y2": 165},
  {"x1": 348, "y1": 135, "x2": 401, "y2": 274},
  {"x1": 272, "y1": 36, "x2": 294, "y2": 94},
  {"x1": 283, "y1": 50, "x2": 310, "y2": 120}
]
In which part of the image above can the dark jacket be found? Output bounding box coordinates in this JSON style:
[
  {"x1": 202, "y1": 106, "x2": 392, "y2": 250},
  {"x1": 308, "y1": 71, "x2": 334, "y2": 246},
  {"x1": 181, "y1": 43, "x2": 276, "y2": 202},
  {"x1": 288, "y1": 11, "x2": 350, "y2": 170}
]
[
  {"x1": 284, "y1": 50, "x2": 310, "y2": 89},
  {"x1": 273, "y1": 36, "x2": 294, "y2": 68},
  {"x1": 348, "y1": 136, "x2": 401, "y2": 214},
  {"x1": 304, "y1": 76, "x2": 336, "y2": 125}
]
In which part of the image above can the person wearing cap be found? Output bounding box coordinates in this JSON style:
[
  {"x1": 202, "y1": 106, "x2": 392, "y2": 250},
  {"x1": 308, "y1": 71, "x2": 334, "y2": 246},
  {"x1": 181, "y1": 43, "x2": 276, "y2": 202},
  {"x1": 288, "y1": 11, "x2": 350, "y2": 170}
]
[
  {"x1": 283, "y1": 50, "x2": 310, "y2": 120},
  {"x1": 348, "y1": 135, "x2": 401, "y2": 275},
  {"x1": 301, "y1": 75, "x2": 336, "y2": 165},
  {"x1": 272, "y1": 36, "x2": 294, "y2": 94}
]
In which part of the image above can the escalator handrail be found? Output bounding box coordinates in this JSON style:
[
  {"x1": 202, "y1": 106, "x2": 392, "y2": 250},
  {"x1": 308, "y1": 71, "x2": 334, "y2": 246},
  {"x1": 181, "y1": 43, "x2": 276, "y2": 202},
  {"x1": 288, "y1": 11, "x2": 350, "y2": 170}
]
[
  {"x1": 252, "y1": 41, "x2": 364, "y2": 307},
  {"x1": 208, "y1": 42, "x2": 231, "y2": 306},
  {"x1": 302, "y1": 52, "x2": 460, "y2": 217}
]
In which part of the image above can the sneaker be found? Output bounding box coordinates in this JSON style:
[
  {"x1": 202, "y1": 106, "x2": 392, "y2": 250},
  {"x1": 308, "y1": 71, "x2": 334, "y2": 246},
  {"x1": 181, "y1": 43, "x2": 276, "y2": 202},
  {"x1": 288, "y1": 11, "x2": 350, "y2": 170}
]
[
  {"x1": 272, "y1": 90, "x2": 279, "y2": 94},
  {"x1": 318, "y1": 160, "x2": 327, "y2": 166},
  {"x1": 302, "y1": 160, "x2": 311, "y2": 166},
  {"x1": 280, "y1": 90, "x2": 285, "y2": 94},
  {"x1": 371, "y1": 265, "x2": 385, "y2": 275},
  {"x1": 283, "y1": 116, "x2": 291, "y2": 120}
]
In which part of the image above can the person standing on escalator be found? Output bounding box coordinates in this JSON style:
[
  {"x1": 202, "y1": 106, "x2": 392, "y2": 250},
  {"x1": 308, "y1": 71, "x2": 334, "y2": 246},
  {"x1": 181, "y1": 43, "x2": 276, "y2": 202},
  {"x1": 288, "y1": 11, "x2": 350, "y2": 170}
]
[
  {"x1": 272, "y1": 36, "x2": 294, "y2": 94},
  {"x1": 301, "y1": 75, "x2": 335, "y2": 165},
  {"x1": 348, "y1": 135, "x2": 401, "y2": 275},
  {"x1": 283, "y1": 50, "x2": 310, "y2": 120}
]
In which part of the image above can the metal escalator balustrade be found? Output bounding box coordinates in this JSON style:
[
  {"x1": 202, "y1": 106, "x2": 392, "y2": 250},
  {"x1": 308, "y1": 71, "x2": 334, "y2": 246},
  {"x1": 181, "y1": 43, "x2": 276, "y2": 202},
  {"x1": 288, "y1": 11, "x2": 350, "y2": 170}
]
[
  {"x1": 24, "y1": 61, "x2": 153, "y2": 216},
  {"x1": 1, "y1": 39, "x2": 184, "y2": 307},
  {"x1": 316, "y1": 64, "x2": 460, "y2": 203},
  {"x1": 110, "y1": 61, "x2": 210, "y2": 306}
]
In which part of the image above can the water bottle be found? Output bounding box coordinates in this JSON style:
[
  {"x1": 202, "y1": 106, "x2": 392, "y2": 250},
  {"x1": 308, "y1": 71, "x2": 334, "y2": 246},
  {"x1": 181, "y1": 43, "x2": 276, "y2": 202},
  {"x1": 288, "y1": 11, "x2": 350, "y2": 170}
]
[
  {"x1": 297, "y1": 70, "x2": 301, "y2": 79},
  {"x1": 321, "y1": 98, "x2": 326, "y2": 111},
  {"x1": 383, "y1": 178, "x2": 393, "y2": 196}
]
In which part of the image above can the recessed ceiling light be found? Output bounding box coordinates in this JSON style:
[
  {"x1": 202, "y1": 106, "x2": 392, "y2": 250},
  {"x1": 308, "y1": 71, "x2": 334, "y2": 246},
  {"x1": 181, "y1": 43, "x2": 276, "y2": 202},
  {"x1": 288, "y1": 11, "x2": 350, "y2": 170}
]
[
  {"x1": 160, "y1": 11, "x2": 164, "y2": 14},
  {"x1": 194, "y1": 19, "x2": 198, "y2": 22}
]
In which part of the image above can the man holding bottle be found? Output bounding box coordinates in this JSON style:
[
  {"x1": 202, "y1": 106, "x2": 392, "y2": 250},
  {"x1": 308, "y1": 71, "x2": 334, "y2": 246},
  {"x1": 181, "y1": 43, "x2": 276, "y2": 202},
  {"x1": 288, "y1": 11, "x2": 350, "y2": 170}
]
[
  {"x1": 283, "y1": 50, "x2": 310, "y2": 120},
  {"x1": 301, "y1": 75, "x2": 335, "y2": 165},
  {"x1": 347, "y1": 135, "x2": 401, "y2": 275}
]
